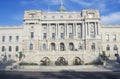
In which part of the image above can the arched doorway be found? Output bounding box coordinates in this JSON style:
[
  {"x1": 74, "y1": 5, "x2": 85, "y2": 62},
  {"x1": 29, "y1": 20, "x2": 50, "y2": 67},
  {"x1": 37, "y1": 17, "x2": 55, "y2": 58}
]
[
  {"x1": 51, "y1": 43, "x2": 56, "y2": 51},
  {"x1": 55, "y1": 57, "x2": 68, "y2": 66},
  {"x1": 40, "y1": 57, "x2": 51, "y2": 66},
  {"x1": 69, "y1": 42, "x2": 74, "y2": 51},
  {"x1": 73, "y1": 57, "x2": 82, "y2": 65},
  {"x1": 60, "y1": 43, "x2": 65, "y2": 51}
]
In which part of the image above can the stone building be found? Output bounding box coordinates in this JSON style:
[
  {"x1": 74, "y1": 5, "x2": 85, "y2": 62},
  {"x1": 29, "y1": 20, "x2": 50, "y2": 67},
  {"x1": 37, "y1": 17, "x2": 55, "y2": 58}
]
[{"x1": 0, "y1": 5, "x2": 120, "y2": 65}]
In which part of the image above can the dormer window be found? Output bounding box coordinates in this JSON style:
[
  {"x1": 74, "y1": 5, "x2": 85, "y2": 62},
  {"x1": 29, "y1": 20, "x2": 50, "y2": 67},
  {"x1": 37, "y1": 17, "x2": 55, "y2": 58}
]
[
  {"x1": 88, "y1": 13, "x2": 94, "y2": 18},
  {"x1": 60, "y1": 16, "x2": 63, "y2": 18},
  {"x1": 44, "y1": 16, "x2": 47, "y2": 18},
  {"x1": 29, "y1": 13, "x2": 35, "y2": 18},
  {"x1": 52, "y1": 16, "x2": 55, "y2": 18}
]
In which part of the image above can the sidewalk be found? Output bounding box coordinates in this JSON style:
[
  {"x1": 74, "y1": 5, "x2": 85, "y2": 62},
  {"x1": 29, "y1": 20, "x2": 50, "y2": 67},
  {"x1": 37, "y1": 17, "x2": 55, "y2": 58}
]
[{"x1": 1, "y1": 65, "x2": 120, "y2": 72}]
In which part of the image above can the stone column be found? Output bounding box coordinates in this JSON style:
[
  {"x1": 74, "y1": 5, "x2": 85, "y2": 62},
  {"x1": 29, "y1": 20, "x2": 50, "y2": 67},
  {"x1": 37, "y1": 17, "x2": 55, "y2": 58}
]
[{"x1": 82, "y1": 22, "x2": 84, "y2": 38}]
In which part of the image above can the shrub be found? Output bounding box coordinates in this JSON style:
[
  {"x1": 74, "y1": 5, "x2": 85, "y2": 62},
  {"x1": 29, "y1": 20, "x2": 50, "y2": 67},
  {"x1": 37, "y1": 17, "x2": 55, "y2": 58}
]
[
  {"x1": 85, "y1": 61, "x2": 103, "y2": 65},
  {"x1": 19, "y1": 62, "x2": 38, "y2": 66}
]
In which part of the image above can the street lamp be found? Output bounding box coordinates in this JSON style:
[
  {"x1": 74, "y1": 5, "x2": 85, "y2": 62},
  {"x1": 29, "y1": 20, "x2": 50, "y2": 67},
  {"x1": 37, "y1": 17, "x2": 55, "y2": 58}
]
[
  {"x1": 83, "y1": 36, "x2": 86, "y2": 50},
  {"x1": 4, "y1": 48, "x2": 7, "y2": 62}
]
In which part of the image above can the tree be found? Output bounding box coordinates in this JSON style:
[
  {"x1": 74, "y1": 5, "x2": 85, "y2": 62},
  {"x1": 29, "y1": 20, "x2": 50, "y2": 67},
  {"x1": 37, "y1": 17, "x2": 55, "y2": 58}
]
[{"x1": 19, "y1": 51, "x2": 23, "y2": 61}]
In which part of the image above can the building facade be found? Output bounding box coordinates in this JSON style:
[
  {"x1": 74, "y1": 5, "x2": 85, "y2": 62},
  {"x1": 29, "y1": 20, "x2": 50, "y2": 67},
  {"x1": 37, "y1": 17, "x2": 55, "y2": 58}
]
[{"x1": 0, "y1": 7, "x2": 120, "y2": 65}]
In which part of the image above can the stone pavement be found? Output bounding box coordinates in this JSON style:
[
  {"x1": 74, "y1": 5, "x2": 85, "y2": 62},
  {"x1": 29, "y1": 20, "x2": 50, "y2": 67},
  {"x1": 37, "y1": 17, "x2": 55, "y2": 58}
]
[{"x1": 1, "y1": 65, "x2": 120, "y2": 72}]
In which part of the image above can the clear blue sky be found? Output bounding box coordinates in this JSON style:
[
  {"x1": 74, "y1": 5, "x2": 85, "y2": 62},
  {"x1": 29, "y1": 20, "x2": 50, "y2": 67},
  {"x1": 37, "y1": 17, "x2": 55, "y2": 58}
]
[{"x1": 0, "y1": 0, "x2": 120, "y2": 26}]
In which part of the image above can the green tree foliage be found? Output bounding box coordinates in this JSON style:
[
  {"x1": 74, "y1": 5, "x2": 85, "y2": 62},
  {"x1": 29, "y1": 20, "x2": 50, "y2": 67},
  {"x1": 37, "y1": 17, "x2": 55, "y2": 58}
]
[{"x1": 19, "y1": 51, "x2": 23, "y2": 61}]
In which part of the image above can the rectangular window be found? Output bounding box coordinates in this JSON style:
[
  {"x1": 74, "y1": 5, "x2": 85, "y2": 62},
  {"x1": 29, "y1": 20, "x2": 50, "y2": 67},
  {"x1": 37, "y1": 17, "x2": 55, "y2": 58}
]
[
  {"x1": 69, "y1": 33, "x2": 73, "y2": 39},
  {"x1": 61, "y1": 33, "x2": 64, "y2": 39},
  {"x1": 2, "y1": 46, "x2": 5, "y2": 52},
  {"x1": 30, "y1": 32, "x2": 34, "y2": 39},
  {"x1": 78, "y1": 33, "x2": 82, "y2": 38},
  {"x1": 52, "y1": 33, "x2": 55, "y2": 39},
  {"x1": 2, "y1": 36, "x2": 5, "y2": 42},
  {"x1": 9, "y1": 46, "x2": 12, "y2": 52},
  {"x1": 43, "y1": 33, "x2": 47, "y2": 39},
  {"x1": 16, "y1": 36, "x2": 19, "y2": 42},
  {"x1": 9, "y1": 36, "x2": 12, "y2": 42},
  {"x1": 113, "y1": 34, "x2": 116, "y2": 41},
  {"x1": 105, "y1": 34, "x2": 109, "y2": 41},
  {"x1": 16, "y1": 46, "x2": 19, "y2": 51}
]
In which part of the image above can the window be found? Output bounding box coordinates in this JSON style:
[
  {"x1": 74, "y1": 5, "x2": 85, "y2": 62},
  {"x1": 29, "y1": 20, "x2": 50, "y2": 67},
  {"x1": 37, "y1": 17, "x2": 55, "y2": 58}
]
[
  {"x1": 16, "y1": 36, "x2": 19, "y2": 42},
  {"x1": 29, "y1": 43, "x2": 33, "y2": 50},
  {"x1": 16, "y1": 46, "x2": 19, "y2": 51},
  {"x1": 60, "y1": 43, "x2": 65, "y2": 51},
  {"x1": 69, "y1": 43, "x2": 74, "y2": 51},
  {"x1": 113, "y1": 34, "x2": 116, "y2": 41},
  {"x1": 60, "y1": 16, "x2": 63, "y2": 18},
  {"x1": 9, "y1": 46, "x2": 12, "y2": 52},
  {"x1": 2, "y1": 46, "x2": 5, "y2": 52},
  {"x1": 52, "y1": 33, "x2": 55, "y2": 39},
  {"x1": 69, "y1": 33, "x2": 73, "y2": 39},
  {"x1": 9, "y1": 36, "x2": 12, "y2": 42},
  {"x1": 61, "y1": 33, "x2": 64, "y2": 39},
  {"x1": 106, "y1": 45, "x2": 110, "y2": 51},
  {"x1": 29, "y1": 13, "x2": 35, "y2": 18},
  {"x1": 105, "y1": 34, "x2": 109, "y2": 41},
  {"x1": 113, "y1": 45, "x2": 118, "y2": 51},
  {"x1": 31, "y1": 26, "x2": 34, "y2": 29},
  {"x1": 43, "y1": 33, "x2": 47, "y2": 39},
  {"x1": 43, "y1": 44, "x2": 46, "y2": 51},
  {"x1": 91, "y1": 43, "x2": 95, "y2": 50},
  {"x1": 79, "y1": 43, "x2": 83, "y2": 50},
  {"x1": 51, "y1": 43, "x2": 56, "y2": 51},
  {"x1": 30, "y1": 32, "x2": 34, "y2": 39},
  {"x1": 2, "y1": 36, "x2": 5, "y2": 42},
  {"x1": 78, "y1": 33, "x2": 82, "y2": 38}
]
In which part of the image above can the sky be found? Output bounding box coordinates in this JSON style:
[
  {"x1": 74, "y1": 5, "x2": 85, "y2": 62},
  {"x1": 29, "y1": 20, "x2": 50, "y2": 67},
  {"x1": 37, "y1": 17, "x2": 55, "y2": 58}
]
[{"x1": 0, "y1": 0, "x2": 120, "y2": 26}]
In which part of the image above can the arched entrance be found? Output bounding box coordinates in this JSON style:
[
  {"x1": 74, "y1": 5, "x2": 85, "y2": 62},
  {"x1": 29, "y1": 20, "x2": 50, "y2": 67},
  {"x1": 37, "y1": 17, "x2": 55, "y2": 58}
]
[
  {"x1": 51, "y1": 43, "x2": 56, "y2": 51},
  {"x1": 73, "y1": 57, "x2": 82, "y2": 65},
  {"x1": 55, "y1": 57, "x2": 68, "y2": 65},
  {"x1": 40, "y1": 57, "x2": 51, "y2": 66},
  {"x1": 69, "y1": 42, "x2": 74, "y2": 51},
  {"x1": 60, "y1": 43, "x2": 65, "y2": 51}
]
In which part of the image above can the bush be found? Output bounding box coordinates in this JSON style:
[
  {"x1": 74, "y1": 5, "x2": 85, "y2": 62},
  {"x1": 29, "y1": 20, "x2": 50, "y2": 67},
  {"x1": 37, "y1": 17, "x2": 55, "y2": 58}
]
[
  {"x1": 85, "y1": 61, "x2": 103, "y2": 65},
  {"x1": 19, "y1": 62, "x2": 38, "y2": 66}
]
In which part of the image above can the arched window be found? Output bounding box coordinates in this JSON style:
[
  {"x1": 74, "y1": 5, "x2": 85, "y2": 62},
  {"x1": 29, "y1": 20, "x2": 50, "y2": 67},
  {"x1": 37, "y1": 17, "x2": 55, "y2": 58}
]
[
  {"x1": 51, "y1": 43, "x2": 56, "y2": 51},
  {"x1": 113, "y1": 45, "x2": 118, "y2": 51},
  {"x1": 91, "y1": 43, "x2": 95, "y2": 50},
  {"x1": 106, "y1": 45, "x2": 110, "y2": 51},
  {"x1": 69, "y1": 42, "x2": 74, "y2": 51},
  {"x1": 43, "y1": 43, "x2": 46, "y2": 51},
  {"x1": 29, "y1": 43, "x2": 33, "y2": 50},
  {"x1": 60, "y1": 43, "x2": 65, "y2": 51}
]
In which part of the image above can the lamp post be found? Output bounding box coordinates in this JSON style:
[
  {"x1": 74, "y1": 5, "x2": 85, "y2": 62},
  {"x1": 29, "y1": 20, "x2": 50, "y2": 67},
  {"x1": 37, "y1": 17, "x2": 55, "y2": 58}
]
[{"x1": 4, "y1": 48, "x2": 7, "y2": 62}]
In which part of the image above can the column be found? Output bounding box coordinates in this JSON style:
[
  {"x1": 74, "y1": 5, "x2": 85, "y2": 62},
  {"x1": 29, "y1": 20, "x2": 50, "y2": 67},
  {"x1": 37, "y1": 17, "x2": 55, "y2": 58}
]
[
  {"x1": 96, "y1": 22, "x2": 99, "y2": 35},
  {"x1": 57, "y1": 23, "x2": 58, "y2": 39},
  {"x1": 94, "y1": 22, "x2": 96, "y2": 36},
  {"x1": 82, "y1": 22, "x2": 84, "y2": 38},
  {"x1": 47, "y1": 23, "x2": 50, "y2": 39}
]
